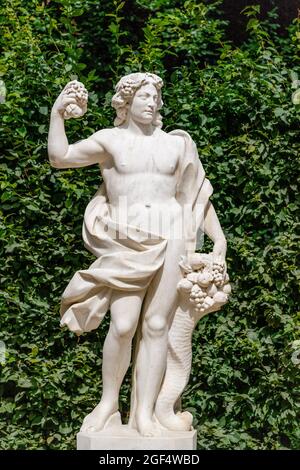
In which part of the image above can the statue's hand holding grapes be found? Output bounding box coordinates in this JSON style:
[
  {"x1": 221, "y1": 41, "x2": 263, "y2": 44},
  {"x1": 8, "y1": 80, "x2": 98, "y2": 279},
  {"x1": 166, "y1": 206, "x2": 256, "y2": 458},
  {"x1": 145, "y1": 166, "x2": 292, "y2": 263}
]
[{"x1": 52, "y1": 80, "x2": 88, "y2": 119}]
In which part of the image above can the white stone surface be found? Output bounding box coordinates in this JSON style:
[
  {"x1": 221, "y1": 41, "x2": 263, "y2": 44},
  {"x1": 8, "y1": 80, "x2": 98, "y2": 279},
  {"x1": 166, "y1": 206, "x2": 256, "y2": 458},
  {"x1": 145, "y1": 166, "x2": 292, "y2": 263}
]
[
  {"x1": 77, "y1": 428, "x2": 197, "y2": 450},
  {"x1": 48, "y1": 72, "x2": 229, "y2": 440}
]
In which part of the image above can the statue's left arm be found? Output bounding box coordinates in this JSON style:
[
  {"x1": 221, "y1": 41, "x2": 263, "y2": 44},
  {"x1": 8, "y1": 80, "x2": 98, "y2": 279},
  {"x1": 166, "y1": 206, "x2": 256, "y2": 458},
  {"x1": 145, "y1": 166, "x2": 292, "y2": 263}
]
[{"x1": 203, "y1": 201, "x2": 227, "y2": 260}]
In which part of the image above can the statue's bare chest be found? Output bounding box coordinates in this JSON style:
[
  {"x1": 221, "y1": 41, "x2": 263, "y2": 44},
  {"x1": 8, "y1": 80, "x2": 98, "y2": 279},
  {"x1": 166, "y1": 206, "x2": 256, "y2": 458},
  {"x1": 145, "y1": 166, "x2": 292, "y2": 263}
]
[{"x1": 103, "y1": 132, "x2": 180, "y2": 175}]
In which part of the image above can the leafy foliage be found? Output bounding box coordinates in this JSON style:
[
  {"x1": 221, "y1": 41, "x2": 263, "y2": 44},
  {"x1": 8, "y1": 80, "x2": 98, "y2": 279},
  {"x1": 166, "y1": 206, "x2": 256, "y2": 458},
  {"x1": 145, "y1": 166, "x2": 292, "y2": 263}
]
[{"x1": 0, "y1": 0, "x2": 299, "y2": 450}]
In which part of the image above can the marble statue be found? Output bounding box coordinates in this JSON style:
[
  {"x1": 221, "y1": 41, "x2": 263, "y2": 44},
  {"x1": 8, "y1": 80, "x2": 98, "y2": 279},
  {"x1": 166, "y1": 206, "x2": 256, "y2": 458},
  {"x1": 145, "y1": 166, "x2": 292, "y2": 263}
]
[{"x1": 48, "y1": 73, "x2": 230, "y2": 447}]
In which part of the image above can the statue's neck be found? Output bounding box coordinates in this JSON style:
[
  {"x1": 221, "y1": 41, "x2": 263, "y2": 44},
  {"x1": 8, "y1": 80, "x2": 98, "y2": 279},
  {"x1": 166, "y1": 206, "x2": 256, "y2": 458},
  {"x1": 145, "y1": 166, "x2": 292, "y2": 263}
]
[{"x1": 119, "y1": 119, "x2": 155, "y2": 136}]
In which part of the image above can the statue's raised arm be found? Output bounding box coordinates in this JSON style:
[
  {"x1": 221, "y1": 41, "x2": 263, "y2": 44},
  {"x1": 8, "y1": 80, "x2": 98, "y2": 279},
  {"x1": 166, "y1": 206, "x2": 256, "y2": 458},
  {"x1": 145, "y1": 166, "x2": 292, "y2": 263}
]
[{"x1": 48, "y1": 80, "x2": 106, "y2": 169}]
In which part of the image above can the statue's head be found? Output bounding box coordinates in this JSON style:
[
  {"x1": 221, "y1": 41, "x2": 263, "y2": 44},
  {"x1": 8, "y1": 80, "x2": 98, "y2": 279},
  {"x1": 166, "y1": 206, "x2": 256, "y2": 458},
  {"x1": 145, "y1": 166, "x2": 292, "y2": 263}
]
[{"x1": 111, "y1": 72, "x2": 164, "y2": 127}]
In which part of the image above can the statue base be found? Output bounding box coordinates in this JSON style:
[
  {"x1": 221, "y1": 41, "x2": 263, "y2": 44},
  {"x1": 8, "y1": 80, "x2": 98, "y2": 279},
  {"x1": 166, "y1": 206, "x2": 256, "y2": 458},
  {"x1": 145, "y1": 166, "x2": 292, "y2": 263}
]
[{"x1": 77, "y1": 426, "x2": 197, "y2": 450}]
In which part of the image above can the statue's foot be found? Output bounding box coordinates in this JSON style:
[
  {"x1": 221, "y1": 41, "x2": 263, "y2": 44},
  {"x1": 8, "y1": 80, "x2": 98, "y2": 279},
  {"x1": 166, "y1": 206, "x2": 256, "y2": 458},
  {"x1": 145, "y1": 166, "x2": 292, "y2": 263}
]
[
  {"x1": 80, "y1": 402, "x2": 118, "y2": 433},
  {"x1": 136, "y1": 416, "x2": 163, "y2": 437}
]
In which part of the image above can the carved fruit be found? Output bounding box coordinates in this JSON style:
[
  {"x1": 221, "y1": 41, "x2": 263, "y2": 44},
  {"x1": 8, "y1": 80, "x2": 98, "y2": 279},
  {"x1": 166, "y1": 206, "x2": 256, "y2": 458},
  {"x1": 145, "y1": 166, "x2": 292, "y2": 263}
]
[
  {"x1": 177, "y1": 278, "x2": 193, "y2": 292},
  {"x1": 63, "y1": 80, "x2": 88, "y2": 120},
  {"x1": 188, "y1": 253, "x2": 206, "y2": 270},
  {"x1": 197, "y1": 271, "x2": 212, "y2": 287},
  {"x1": 213, "y1": 291, "x2": 228, "y2": 304},
  {"x1": 186, "y1": 272, "x2": 198, "y2": 283},
  {"x1": 191, "y1": 284, "x2": 201, "y2": 293},
  {"x1": 207, "y1": 283, "x2": 218, "y2": 297},
  {"x1": 204, "y1": 296, "x2": 214, "y2": 308},
  {"x1": 222, "y1": 283, "x2": 232, "y2": 295}
]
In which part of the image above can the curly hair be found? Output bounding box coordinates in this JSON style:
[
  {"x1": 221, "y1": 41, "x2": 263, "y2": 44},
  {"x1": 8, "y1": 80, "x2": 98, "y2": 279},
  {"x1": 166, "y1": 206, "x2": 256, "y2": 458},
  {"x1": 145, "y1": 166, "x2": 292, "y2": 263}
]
[{"x1": 111, "y1": 72, "x2": 164, "y2": 127}]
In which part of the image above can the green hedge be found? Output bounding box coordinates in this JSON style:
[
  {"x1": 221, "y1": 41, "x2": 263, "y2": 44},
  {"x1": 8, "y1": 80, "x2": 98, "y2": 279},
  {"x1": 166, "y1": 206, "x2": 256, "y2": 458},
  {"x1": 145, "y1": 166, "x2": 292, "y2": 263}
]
[{"x1": 0, "y1": 0, "x2": 299, "y2": 449}]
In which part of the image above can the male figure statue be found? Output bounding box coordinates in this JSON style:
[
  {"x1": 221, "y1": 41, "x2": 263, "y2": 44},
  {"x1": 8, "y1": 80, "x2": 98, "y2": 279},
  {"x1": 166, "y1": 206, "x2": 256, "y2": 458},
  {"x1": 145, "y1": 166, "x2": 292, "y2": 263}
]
[{"x1": 48, "y1": 73, "x2": 227, "y2": 436}]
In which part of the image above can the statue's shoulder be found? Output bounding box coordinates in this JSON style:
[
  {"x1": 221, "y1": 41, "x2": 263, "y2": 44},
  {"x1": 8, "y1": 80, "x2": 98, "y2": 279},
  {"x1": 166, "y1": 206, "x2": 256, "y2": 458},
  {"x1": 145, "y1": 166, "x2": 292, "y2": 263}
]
[
  {"x1": 167, "y1": 129, "x2": 193, "y2": 141},
  {"x1": 92, "y1": 127, "x2": 116, "y2": 143},
  {"x1": 166, "y1": 129, "x2": 192, "y2": 154},
  {"x1": 161, "y1": 128, "x2": 184, "y2": 143}
]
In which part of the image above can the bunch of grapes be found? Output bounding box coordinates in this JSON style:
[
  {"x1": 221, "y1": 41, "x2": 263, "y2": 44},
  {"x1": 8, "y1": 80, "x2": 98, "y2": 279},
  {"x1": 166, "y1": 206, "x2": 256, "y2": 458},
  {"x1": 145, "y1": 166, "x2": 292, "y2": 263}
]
[
  {"x1": 63, "y1": 80, "x2": 88, "y2": 119},
  {"x1": 189, "y1": 285, "x2": 206, "y2": 311},
  {"x1": 178, "y1": 275, "x2": 213, "y2": 314},
  {"x1": 212, "y1": 260, "x2": 225, "y2": 286}
]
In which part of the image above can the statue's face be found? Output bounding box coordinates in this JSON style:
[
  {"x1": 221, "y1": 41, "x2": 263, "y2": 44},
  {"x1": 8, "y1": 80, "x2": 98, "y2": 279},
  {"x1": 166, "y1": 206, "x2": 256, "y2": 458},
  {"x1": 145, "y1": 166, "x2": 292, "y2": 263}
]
[{"x1": 128, "y1": 82, "x2": 159, "y2": 125}]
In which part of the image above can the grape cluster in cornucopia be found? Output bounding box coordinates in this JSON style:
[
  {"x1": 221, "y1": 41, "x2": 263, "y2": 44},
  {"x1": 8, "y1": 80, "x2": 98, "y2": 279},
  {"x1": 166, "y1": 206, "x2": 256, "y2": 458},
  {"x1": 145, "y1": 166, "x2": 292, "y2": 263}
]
[
  {"x1": 63, "y1": 80, "x2": 88, "y2": 120},
  {"x1": 177, "y1": 253, "x2": 231, "y2": 318}
]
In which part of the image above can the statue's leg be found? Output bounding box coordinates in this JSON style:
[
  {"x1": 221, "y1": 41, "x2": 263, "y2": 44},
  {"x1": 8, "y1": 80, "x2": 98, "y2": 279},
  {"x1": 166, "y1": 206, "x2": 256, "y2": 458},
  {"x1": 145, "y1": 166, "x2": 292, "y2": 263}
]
[
  {"x1": 134, "y1": 239, "x2": 184, "y2": 436},
  {"x1": 80, "y1": 290, "x2": 145, "y2": 433}
]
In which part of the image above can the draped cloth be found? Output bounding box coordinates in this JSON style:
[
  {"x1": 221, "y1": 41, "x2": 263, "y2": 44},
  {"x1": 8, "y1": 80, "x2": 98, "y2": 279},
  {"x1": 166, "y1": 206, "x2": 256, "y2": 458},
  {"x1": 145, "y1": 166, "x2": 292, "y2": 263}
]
[{"x1": 60, "y1": 130, "x2": 213, "y2": 335}]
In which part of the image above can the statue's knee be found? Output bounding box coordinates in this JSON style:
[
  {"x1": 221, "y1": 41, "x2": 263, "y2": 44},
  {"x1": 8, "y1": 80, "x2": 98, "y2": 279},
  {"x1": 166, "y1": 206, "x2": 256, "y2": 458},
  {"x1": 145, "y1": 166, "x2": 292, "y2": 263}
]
[
  {"x1": 145, "y1": 315, "x2": 167, "y2": 336},
  {"x1": 112, "y1": 320, "x2": 135, "y2": 339}
]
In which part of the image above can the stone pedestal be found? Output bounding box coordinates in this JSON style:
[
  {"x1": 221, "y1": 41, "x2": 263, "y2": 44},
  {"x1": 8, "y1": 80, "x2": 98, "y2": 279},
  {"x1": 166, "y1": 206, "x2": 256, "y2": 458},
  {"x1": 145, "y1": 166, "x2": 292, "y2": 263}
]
[{"x1": 77, "y1": 426, "x2": 197, "y2": 450}]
